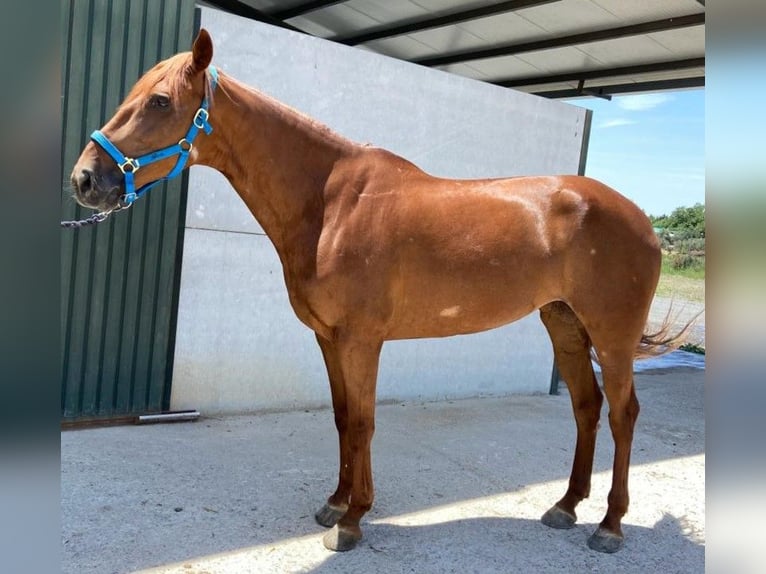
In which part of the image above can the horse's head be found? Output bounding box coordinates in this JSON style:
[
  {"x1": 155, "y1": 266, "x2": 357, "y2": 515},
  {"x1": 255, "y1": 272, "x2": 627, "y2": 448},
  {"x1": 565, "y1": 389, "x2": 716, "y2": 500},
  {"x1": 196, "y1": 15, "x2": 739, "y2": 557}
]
[{"x1": 70, "y1": 29, "x2": 215, "y2": 211}]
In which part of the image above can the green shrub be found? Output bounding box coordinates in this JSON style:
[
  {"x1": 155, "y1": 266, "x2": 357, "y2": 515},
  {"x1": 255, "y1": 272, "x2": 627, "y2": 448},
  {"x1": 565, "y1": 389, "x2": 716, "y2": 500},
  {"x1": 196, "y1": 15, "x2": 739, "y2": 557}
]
[
  {"x1": 676, "y1": 237, "x2": 706, "y2": 255},
  {"x1": 670, "y1": 252, "x2": 699, "y2": 270},
  {"x1": 680, "y1": 343, "x2": 705, "y2": 355}
]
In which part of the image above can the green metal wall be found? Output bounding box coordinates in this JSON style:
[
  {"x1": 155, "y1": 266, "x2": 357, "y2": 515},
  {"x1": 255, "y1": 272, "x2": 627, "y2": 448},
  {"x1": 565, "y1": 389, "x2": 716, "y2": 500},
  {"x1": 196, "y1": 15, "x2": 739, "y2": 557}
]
[{"x1": 61, "y1": 0, "x2": 197, "y2": 421}]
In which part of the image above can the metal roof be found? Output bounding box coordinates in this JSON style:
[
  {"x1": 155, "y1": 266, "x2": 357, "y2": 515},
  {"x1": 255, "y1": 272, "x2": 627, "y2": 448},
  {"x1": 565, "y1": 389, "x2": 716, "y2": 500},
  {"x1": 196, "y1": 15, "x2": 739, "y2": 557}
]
[{"x1": 203, "y1": 0, "x2": 705, "y2": 99}]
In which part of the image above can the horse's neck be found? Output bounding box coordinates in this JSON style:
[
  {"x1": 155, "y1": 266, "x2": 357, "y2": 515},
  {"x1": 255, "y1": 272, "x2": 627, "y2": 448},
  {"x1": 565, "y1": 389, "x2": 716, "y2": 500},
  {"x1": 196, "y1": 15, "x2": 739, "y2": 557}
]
[{"x1": 201, "y1": 73, "x2": 356, "y2": 262}]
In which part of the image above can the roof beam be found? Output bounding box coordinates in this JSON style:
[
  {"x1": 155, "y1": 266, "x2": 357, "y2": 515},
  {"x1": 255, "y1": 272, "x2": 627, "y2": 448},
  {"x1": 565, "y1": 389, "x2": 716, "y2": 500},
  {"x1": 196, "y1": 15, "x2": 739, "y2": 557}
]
[
  {"x1": 205, "y1": 0, "x2": 305, "y2": 33},
  {"x1": 533, "y1": 76, "x2": 705, "y2": 99},
  {"x1": 412, "y1": 12, "x2": 705, "y2": 67},
  {"x1": 333, "y1": 0, "x2": 561, "y2": 46},
  {"x1": 271, "y1": 1, "x2": 348, "y2": 21},
  {"x1": 493, "y1": 57, "x2": 705, "y2": 88}
]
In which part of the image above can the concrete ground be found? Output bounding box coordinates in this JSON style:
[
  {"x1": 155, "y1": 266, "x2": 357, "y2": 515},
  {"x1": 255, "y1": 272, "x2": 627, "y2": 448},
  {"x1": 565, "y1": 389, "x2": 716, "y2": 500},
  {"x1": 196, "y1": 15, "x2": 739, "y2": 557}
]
[
  {"x1": 62, "y1": 367, "x2": 704, "y2": 574},
  {"x1": 648, "y1": 296, "x2": 705, "y2": 348}
]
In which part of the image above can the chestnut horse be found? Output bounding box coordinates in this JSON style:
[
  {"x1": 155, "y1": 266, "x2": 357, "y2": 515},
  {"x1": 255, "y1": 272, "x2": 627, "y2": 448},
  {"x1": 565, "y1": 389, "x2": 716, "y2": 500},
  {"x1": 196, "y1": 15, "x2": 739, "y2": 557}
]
[{"x1": 71, "y1": 30, "x2": 681, "y2": 554}]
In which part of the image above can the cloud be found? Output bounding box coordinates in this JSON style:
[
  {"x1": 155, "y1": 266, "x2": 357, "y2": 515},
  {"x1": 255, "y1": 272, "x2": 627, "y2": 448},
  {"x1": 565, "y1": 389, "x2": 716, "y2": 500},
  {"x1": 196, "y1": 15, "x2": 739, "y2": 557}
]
[
  {"x1": 597, "y1": 118, "x2": 638, "y2": 129},
  {"x1": 616, "y1": 93, "x2": 673, "y2": 111}
]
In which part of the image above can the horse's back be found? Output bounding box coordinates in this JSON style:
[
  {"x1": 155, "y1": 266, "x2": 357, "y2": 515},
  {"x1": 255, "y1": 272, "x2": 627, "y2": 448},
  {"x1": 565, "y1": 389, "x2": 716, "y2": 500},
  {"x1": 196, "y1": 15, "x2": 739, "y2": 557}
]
[{"x1": 342, "y1": 149, "x2": 655, "y2": 260}]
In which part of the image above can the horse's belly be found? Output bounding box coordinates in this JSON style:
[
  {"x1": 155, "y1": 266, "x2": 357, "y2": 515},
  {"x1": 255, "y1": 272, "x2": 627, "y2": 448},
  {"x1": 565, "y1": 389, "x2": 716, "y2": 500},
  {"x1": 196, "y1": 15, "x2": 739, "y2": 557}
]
[
  {"x1": 387, "y1": 304, "x2": 538, "y2": 340},
  {"x1": 386, "y1": 266, "x2": 553, "y2": 340}
]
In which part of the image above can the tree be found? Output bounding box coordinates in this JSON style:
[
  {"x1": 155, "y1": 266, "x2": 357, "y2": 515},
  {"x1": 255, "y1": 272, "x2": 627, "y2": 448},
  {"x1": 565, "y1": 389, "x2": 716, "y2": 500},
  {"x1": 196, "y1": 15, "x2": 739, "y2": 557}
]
[{"x1": 650, "y1": 203, "x2": 705, "y2": 238}]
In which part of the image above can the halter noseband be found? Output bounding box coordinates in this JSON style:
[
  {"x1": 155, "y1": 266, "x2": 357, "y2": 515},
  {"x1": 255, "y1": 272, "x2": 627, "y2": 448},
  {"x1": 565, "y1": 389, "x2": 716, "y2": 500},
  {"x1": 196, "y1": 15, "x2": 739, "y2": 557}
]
[{"x1": 90, "y1": 65, "x2": 219, "y2": 206}]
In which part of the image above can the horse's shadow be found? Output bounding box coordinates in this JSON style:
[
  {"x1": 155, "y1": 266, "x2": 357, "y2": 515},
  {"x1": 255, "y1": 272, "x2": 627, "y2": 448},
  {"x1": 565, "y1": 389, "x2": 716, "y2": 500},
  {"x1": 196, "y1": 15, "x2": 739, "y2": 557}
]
[{"x1": 308, "y1": 513, "x2": 704, "y2": 574}]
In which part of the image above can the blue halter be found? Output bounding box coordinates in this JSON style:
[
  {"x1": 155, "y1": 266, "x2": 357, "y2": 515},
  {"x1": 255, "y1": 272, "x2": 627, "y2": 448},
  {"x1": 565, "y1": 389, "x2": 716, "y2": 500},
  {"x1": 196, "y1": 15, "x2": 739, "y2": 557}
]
[{"x1": 90, "y1": 66, "x2": 219, "y2": 206}]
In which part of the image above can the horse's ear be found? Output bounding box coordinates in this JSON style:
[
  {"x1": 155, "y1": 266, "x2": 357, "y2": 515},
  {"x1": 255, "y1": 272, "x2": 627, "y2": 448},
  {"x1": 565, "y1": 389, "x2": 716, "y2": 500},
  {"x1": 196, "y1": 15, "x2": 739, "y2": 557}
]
[{"x1": 191, "y1": 29, "x2": 213, "y2": 73}]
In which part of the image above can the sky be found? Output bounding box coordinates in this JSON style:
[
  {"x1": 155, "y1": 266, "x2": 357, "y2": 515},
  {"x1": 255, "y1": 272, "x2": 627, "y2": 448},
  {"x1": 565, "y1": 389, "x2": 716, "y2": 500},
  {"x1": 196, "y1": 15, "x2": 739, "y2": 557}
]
[{"x1": 564, "y1": 88, "x2": 704, "y2": 218}]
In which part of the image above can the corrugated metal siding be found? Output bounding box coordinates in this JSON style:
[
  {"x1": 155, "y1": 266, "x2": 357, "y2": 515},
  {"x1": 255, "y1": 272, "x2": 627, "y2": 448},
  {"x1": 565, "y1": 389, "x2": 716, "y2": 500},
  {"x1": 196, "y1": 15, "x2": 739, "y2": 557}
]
[{"x1": 61, "y1": 0, "x2": 196, "y2": 421}]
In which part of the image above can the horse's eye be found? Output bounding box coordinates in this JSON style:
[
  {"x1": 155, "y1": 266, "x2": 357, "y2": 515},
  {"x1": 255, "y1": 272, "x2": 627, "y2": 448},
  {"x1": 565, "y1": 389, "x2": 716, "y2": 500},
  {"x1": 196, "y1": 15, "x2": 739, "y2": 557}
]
[{"x1": 150, "y1": 94, "x2": 170, "y2": 109}]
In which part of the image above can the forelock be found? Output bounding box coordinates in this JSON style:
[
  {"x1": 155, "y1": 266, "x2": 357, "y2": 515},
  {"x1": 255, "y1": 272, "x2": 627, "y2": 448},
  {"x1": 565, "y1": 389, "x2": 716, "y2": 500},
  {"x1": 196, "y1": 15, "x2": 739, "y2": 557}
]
[{"x1": 123, "y1": 52, "x2": 194, "y2": 104}]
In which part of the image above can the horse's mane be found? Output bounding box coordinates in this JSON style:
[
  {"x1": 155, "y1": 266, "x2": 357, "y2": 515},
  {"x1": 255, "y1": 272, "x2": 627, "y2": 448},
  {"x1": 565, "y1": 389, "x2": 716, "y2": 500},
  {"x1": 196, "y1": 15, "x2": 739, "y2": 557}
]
[
  {"x1": 121, "y1": 53, "x2": 348, "y2": 147},
  {"x1": 223, "y1": 73, "x2": 353, "y2": 146}
]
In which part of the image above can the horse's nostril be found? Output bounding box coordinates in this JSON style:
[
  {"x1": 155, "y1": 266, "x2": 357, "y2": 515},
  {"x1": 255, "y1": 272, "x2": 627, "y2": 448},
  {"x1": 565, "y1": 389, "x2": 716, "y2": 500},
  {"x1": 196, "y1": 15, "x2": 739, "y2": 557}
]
[{"x1": 74, "y1": 168, "x2": 94, "y2": 194}]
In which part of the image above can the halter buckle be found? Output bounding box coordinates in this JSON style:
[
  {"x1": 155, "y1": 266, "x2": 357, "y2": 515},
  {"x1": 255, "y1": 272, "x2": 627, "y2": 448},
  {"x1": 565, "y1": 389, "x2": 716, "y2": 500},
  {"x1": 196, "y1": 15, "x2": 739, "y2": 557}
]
[
  {"x1": 119, "y1": 157, "x2": 140, "y2": 174},
  {"x1": 193, "y1": 108, "x2": 209, "y2": 129},
  {"x1": 178, "y1": 138, "x2": 193, "y2": 152},
  {"x1": 121, "y1": 192, "x2": 138, "y2": 206}
]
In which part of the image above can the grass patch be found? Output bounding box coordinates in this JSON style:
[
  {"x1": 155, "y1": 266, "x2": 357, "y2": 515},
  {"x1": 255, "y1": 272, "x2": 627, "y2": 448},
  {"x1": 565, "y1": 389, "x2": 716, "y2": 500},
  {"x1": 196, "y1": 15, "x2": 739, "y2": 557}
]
[
  {"x1": 660, "y1": 257, "x2": 705, "y2": 280},
  {"x1": 655, "y1": 269, "x2": 705, "y2": 303}
]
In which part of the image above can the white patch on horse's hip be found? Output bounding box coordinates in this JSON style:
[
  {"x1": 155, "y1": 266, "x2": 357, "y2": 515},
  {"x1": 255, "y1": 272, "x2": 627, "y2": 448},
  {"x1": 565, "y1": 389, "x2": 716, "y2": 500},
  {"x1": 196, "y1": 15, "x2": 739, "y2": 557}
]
[{"x1": 440, "y1": 305, "x2": 461, "y2": 318}]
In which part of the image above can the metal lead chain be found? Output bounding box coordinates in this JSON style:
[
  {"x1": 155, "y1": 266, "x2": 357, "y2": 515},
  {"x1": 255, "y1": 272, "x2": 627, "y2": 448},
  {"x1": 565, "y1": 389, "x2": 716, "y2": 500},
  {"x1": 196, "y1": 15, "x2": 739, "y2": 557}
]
[
  {"x1": 60, "y1": 212, "x2": 111, "y2": 228},
  {"x1": 60, "y1": 203, "x2": 129, "y2": 229}
]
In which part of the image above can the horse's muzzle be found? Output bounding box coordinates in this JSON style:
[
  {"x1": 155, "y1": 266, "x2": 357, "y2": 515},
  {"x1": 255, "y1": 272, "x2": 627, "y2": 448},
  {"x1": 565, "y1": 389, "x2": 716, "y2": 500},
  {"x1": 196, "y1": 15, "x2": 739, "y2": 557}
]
[{"x1": 70, "y1": 164, "x2": 122, "y2": 210}]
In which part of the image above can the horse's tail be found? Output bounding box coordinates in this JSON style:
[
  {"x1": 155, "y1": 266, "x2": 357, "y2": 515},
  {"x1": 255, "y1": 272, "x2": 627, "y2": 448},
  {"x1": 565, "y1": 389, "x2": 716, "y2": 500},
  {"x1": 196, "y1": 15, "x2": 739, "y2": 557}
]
[
  {"x1": 588, "y1": 304, "x2": 702, "y2": 365},
  {"x1": 633, "y1": 305, "x2": 703, "y2": 360}
]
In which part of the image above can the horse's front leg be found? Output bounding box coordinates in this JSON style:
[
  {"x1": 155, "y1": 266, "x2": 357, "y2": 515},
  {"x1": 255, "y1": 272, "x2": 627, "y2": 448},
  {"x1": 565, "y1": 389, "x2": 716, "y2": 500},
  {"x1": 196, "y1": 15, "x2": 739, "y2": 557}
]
[
  {"x1": 318, "y1": 333, "x2": 382, "y2": 552},
  {"x1": 314, "y1": 333, "x2": 351, "y2": 528}
]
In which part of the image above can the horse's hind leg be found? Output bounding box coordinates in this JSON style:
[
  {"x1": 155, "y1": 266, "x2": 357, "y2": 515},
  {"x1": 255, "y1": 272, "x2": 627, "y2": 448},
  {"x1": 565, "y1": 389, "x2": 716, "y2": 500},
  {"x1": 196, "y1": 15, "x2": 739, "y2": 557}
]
[
  {"x1": 587, "y1": 348, "x2": 639, "y2": 553},
  {"x1": 539, "y1": 302, "x2": 603, "y2": 529}
]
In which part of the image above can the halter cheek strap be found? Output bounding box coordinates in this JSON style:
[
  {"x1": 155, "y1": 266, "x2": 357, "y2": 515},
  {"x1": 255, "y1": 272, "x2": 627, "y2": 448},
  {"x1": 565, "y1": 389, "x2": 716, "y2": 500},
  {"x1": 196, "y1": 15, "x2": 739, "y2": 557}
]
[{"x1": 90, "y1": 65, "x2": 219, "y2": 206}]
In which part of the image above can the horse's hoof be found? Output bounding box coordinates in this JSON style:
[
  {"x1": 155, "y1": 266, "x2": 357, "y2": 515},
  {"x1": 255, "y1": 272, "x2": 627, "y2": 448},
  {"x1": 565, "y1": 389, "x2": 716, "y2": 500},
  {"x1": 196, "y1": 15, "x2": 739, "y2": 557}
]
[
  {"x1": 315, "y1": 503, "x2": 347, "y2": 528},
  {"x1": 322, "y1": 525, "x2": 362, "y2": 552},
  {"x1": 541, "y1": 505, "x2": 576, "y2": 529},
  {"x1": 587, "y1": 527, "x2": 624, "y2": 553}
]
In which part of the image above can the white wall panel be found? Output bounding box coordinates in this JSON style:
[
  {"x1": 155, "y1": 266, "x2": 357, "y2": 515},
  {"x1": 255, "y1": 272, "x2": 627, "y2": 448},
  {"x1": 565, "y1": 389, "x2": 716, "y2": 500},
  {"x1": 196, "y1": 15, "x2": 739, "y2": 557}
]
[{"x1": 172, "y1": 6, "x2": 588, "y2": 414}]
